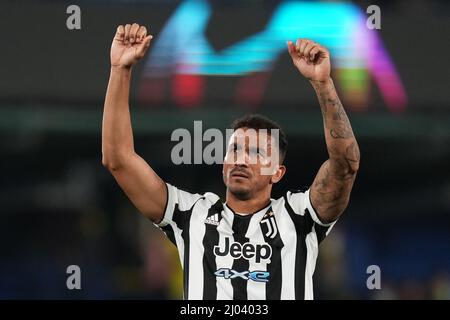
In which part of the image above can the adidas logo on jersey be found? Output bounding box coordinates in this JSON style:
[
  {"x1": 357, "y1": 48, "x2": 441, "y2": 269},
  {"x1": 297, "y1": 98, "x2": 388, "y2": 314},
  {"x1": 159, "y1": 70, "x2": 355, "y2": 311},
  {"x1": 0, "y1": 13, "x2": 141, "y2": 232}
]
[{"x1": 204, "y1": 213, "x2": 220, "y2": 226}]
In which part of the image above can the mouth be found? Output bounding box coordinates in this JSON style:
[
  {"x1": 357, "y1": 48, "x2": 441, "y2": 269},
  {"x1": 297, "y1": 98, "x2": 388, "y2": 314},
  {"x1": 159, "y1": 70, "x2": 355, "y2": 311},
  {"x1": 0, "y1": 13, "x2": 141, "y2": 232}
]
[{"x1": 230, "y1": 170, "x2": 250, "y2": 179}]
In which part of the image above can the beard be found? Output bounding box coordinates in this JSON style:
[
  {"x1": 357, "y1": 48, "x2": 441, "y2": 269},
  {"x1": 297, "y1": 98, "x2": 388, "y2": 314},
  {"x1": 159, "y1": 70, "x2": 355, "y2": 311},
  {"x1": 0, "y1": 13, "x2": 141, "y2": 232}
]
[
  {"x1": 227, "y1": 183, "x2": 252, "y2": 200},
  {"x1": 225, "y1": 173, "x2": 259, "y2": 200}
]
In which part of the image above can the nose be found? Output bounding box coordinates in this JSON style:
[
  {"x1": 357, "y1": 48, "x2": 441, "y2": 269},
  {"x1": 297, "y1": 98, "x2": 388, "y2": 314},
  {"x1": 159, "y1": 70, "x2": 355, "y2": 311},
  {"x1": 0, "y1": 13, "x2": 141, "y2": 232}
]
[{"x1": 234, "y1": 149, "x2": 250, "y2": 165}]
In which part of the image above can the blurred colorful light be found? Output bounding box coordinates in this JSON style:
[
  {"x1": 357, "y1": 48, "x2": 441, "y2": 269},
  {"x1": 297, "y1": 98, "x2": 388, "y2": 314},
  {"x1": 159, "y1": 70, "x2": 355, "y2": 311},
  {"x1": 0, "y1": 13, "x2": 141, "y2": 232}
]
[{"x1": 139, "y1": 0, "x2": 407, "y2": 111}]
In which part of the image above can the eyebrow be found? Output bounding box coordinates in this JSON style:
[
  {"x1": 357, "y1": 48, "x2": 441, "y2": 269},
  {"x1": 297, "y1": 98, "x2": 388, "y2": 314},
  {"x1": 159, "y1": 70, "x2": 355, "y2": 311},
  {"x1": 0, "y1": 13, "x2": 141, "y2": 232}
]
[
  {"x1": 249, "y1": 146, "x2": 261, "y2": 151},
  {"x1": 229, "y1": 142, "x2": 268, "y2": 153}
]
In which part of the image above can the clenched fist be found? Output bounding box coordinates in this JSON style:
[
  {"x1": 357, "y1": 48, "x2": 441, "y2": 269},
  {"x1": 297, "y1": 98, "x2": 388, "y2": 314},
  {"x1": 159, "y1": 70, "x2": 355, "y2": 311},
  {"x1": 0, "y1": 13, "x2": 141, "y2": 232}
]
[
  {"x1": 110, "y1": 23, "x2": 153, "y2": 68},
  {"x1": 287, "y1": 39, "x2": 331, "y2": 82}
]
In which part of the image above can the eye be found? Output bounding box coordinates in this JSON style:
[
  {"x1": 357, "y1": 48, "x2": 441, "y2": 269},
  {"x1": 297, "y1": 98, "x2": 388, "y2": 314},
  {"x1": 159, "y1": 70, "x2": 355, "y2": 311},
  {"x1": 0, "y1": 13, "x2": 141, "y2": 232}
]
[
  {"x1": 249, "y1": 147, "x2": 259, "y2": 155},
  {"x1": 231, "y1": 144, "x2": 239, "y2": 152}
]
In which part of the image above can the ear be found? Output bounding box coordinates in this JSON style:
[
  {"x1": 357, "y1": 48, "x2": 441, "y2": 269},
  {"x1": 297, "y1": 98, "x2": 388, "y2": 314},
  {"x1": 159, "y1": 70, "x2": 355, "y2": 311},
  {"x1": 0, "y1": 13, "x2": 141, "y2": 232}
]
[{"x1": 271, "y1": 165, "x2": 286, "y2": 184}]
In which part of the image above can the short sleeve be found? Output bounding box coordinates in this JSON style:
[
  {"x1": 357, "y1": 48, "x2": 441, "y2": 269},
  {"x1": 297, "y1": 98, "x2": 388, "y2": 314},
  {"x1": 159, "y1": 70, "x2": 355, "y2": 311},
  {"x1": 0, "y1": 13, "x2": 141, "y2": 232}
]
[
  {"x1": 156, "y1": 183, "x2": 203, "y2": 227},
  {"x1": 285, "y1": 188, "x2": 337, "y2": 243}
]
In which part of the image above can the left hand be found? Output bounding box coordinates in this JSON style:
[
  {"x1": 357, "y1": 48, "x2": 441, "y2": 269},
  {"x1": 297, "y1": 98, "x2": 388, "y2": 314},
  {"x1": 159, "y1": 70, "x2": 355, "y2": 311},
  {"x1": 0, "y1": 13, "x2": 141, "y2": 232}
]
[{"x1": 287, "y1": 39, "x2": 331, "y2": 82}]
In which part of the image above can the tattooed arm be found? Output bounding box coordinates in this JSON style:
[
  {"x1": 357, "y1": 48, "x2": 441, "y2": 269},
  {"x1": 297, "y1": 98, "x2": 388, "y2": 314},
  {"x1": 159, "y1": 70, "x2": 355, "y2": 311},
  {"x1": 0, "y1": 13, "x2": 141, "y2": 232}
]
[
  {"x1": 309, "y1": 79, "x2": 360, "y2": 223},
  {"x1": 287, "y1": 39, "x2": 360, "y2": 223}
]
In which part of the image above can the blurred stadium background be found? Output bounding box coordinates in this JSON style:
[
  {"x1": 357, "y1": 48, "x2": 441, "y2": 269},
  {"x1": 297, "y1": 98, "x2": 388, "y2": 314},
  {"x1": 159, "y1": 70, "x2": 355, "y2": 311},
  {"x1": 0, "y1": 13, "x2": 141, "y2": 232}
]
[{"x1": 0, "y1": 0, "x2": 449, "y2": 299}]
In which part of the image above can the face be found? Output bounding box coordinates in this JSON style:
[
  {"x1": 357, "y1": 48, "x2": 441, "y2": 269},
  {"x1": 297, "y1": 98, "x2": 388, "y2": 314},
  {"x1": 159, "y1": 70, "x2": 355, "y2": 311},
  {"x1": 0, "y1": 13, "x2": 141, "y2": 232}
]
[{"x1": 222, "y1": 127, "x2": 286, "y2": 200}]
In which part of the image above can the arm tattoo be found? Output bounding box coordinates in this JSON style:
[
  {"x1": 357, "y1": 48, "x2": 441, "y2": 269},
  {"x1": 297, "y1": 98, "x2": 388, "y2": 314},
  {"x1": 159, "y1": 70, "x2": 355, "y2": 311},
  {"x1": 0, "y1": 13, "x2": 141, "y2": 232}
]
[
  {"x1": 345, "y1": 141, "x2": 360, "y2": 173},
  {"x1": 309, "y1": 79, "x2": 360, "y2": 222},
  {"x1": 316, "y1": 89, "x2": 354, "y2": 140},
  {"x1": 313, "y1": 80, "x2": 356, "y2": 143}
]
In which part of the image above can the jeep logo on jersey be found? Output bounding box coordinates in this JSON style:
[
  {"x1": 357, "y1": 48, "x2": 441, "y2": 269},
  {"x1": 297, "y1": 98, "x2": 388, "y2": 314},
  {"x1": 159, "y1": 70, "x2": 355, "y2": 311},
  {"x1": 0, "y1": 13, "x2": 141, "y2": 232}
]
[{"x1": 213, "y1": 237, "x2": 272, "y2": 263}]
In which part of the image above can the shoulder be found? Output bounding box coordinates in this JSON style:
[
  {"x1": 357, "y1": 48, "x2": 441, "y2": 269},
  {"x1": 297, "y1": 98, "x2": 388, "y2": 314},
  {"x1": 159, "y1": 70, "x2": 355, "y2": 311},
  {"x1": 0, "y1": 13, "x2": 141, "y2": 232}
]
[
  {"x1": 200, "y1": 191, "x2": 222, "y2": 206},
  {"x1": 271, "y1": 187, "x2": 310, "y2": 206}
]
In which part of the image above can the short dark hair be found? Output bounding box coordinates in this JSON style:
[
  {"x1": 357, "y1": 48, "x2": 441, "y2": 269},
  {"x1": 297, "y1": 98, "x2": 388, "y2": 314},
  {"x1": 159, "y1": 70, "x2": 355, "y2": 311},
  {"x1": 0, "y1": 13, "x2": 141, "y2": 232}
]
[{"x1": 230, "y1": 114, "x2": 288, "y2": 163}]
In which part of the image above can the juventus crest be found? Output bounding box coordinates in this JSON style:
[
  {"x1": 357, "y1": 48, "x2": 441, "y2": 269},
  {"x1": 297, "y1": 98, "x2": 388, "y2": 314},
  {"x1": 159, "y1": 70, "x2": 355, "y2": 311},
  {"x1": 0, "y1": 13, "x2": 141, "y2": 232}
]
[{"x1": 260, "y1": 211, "x2": 278, "y2": 239}]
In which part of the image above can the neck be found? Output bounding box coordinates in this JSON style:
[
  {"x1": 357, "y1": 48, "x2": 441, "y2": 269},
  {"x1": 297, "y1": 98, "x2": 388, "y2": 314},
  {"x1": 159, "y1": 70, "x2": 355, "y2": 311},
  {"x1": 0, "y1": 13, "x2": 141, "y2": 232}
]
[{"x1": 226, "y1": 189, "x2": 271, "y2": 215}]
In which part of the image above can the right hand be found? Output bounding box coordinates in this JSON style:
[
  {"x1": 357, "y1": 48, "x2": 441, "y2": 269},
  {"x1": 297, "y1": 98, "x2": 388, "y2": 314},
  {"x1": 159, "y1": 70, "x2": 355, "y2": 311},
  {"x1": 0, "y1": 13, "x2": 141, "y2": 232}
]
[{"x1": 110, "y1": 23, "x2": 153, "y2": 68}]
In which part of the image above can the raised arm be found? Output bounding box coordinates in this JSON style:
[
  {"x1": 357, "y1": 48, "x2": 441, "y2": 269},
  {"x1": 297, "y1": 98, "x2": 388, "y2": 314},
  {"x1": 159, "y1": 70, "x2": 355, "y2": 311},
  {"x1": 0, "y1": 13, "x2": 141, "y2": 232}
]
[
  {"x1": 287, "y1": 39, "x2": 360, "y2": 224},
  {"x1": 102, "y1": 23, "x2": 166, "y2": 223}
]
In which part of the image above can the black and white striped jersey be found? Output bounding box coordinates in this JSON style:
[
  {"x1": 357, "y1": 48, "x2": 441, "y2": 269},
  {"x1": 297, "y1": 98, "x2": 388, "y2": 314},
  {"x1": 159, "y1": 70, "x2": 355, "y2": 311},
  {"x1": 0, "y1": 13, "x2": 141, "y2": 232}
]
[{"x1": 156, "y1": 183, "x2": 336, "y2": 300}]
